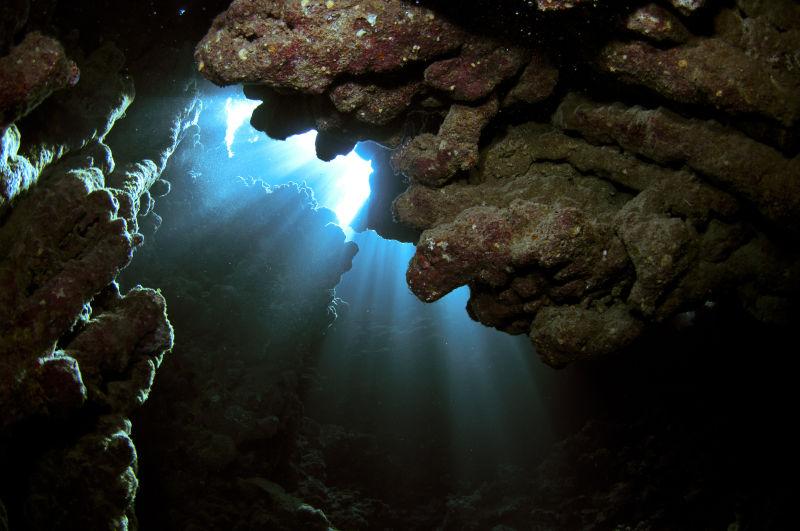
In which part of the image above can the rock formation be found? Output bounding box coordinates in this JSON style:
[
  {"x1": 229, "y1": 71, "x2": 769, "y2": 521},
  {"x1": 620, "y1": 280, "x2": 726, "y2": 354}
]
[
  {"x1": 1, "y1": 0, "x2": 799, "y2": 529},
  {"x1": 197, "y1": 0, "x2": 800, "y2": 367},
  {"x1": 0, "y1": 3, "x2": 199, "y2": 529}
]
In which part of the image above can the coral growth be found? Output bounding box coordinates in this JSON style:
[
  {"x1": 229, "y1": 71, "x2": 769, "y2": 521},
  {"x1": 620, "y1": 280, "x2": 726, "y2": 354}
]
[{"x1": 198, "y1": 0, "x2": 800, "y2": 367}]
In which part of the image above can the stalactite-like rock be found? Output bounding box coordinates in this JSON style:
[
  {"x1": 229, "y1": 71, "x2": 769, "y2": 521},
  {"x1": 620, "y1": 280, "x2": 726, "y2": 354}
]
[
  {"x1": 392, "y1": 97, "x2": 498, "y2": 186},
  {"x1": 0, "y1": 20, "x2": 196, "y2": 527},
  {"x1": 0, "y1": 32, "x2": 78, "y2": 131},
  {"x1": 26, "y1": 415, "x2": 140, "y2": 531},
  {"x1": 198, "y1": 0, "x2": 800, "y2": 366}
]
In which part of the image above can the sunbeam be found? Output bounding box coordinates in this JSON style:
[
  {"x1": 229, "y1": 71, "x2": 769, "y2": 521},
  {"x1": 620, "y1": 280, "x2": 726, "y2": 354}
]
[
  {"x1": 224, "y1": 97, "x2": 260, "y2": 158},
  {"x1": 221, "y1": 95, "x2": 372, "y2": 230}
]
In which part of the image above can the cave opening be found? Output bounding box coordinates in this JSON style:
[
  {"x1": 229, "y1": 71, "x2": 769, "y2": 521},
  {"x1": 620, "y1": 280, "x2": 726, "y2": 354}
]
[
  {"x1": 2, "y1": 0, "x2": 800, "y2": 530},
  {"x1": 118, "y1": 82, "x2": 563, "y2": 525}
]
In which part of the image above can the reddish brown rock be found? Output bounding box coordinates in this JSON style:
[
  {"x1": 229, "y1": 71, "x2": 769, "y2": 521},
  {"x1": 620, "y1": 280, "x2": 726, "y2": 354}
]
[
  {"x1": 330, "y1": 80, "x2": 423, "y2": 126},
  {"x1": 424, "y1": 40, "x2": 529, "y2": 102},
  {"x1": 398, "y1": 115, "x2": 798, "y2": 365},
  {"x1": 394, "y1": 158, "x2": 627, "y2": 231},
  {"x1": 0, "y1": 32, "x2": 78, "y2": 131},
  {"x1": 392, "y1": 97, "x2": 498, "y2": 186},
  {"x1": 555, "y1": 94, "x2": 800, "y2": 233},
  {"x1": 598, "y1": 39, "x2": 800, "y2": 125},
  {"x1": 407, "y1": 199, "x2": 627, "y2": 304},
  {"x1": 195, "y1": 0, "x2": 465, "y2": 94},
  {"x1": 503, "y1": 51, "x2": 559, "y2": 107},
  {"x1": 625, "y1": 4, "x2": 690, "y2": 43},
  {"x1": 193, "y1": 0, "x2": 800, "y2": 367}
]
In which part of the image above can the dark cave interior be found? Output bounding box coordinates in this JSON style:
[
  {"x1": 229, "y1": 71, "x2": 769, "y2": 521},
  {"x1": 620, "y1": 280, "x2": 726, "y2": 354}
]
[{"x1": 1, "y1": 0, "x2": 800, "y2": 530}]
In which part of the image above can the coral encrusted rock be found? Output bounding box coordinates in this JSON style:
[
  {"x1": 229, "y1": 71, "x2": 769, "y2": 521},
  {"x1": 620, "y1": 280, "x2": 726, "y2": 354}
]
[
  {"x1": 0, "y1": 19, "x2": 198, "y2": 527},
  {"x1": 198, "y1": 0, "x2": 800, "y2": 367},
  {"x1": 196, "y1": 0, "x2": 466, "y2": 94},
  {"x1": 0, "y1": 32, "x2": 79, "y2": 131}
]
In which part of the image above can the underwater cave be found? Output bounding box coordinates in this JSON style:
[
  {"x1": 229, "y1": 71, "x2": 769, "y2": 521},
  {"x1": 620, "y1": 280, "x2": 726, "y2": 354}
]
[{"x1": 1, "y1": 0, "x2": 799, "y2": 530}]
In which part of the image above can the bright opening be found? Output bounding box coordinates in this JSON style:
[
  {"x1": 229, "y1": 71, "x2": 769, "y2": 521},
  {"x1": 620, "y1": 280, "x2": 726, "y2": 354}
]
[
  {"x1": 223, "y1": 97, "x2": 372, "y2": 231},
  {"x1": 224, "y1": 97, "x2": 260, "y2": 158}
]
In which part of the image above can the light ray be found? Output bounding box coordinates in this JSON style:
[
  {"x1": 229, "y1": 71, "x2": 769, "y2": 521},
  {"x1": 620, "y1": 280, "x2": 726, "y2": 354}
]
[
  {"x1": 224, "y1": 97, "x2": 260, "y2": 158},
  {"x1": 222, "y1": 97, "x2": 372, "y2": 230}
]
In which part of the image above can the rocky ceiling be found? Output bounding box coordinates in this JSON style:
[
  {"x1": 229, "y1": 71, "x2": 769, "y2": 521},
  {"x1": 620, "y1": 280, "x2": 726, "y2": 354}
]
[
  {"x1": 1, "y1": 0, "x2": 799, "y2": 529},
  {"x1": 195, "y1": 0, "x2": 800, "y2": 366}
]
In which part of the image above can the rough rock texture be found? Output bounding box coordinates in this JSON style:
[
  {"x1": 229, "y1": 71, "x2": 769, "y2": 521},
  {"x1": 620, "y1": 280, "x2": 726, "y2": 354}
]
[
  {"x1": 26, "y1": 415, "x2": 141, "y2": 531},
  {"x1": 0, "y1": 10, "x2": 198, "y2": 530},
  {"x1": 0, "y1": 32, "x2": 79, "y2": 131},
  {"x1": 392, "y1": 97, "x2": 498, "y2": 186},
  {"x1": 1, "y1": 1, "x2": 799, "y2": 529},
  {"x1": 423, "y1": 40, "x2": 529, "y2": 102},
  {"x1": 1, "y1": 42, "x2": 134, "y2": 209},
  {"x1": 196, "y1": 0, "x2": 466, "y2": 94},
  {"x1": 503, "y1": 52, "x2": 559, "y2": 108},
  {"x1": 625, "y1": 4, "x2": 690, "y2": 44},
  {"x1": 199, "y1": 0, "x2": 800, "y2": 367},
  {"x1": 598, "y1": 38, "x2": 800, "y2": 126},
  {"x1": 554, "y1": 94, "x2": 800, "y2": 232}
]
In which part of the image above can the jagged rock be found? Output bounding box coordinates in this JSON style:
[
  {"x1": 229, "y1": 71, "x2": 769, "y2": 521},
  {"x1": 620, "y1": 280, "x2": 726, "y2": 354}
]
[
  {"x1": 196, "y1": 0, "x2": 465, "y2": 94},
  {"x1": 554, "y1": 94, "x2": 800, "y2": 233},
  {"x1": 407, "y1": 198, "x2": 628, "y2": 304},
  {"x1": 26, "y1": 415, "x2": 140, "y2": 531},
  {"x1": 597, "y1": 38, "x2": 800, "y2": 126},
  {"x1": 0, "y1": 32, "x2": 78, "y2": 131},
  {"x1": 18, "y1": 42, "x2": 134, "y2": 171},
  {"x1": 1, "y1": 42, "x2": 134, "y2": 209},
  {"x1": 330, "y1": 80, "x2": 422, "y2": 126},
  {"x1": 423, "y1": 40, "x2": 529, "y2": 102},
  {"x1": 0, "y1": 164, "x2": 138, "y2": 428},
  {"x1": 398, "y1": 113, "x2": 798, "y2": 365},
  {"x1": 65, "y1": 285, "x2": 173, "y2": 415},
  {"x1": 503, "y1": 51, "x2": 559, "y2": 107},
  {"x1": 392, "y1": 97, "x2": 498, "y2": 186},
  {"x1": 625, "y1": 4, "x2": 690, "y2": 44},
  {"x1": 394, "y1": 156, "x2": 628, "y2": 231}
]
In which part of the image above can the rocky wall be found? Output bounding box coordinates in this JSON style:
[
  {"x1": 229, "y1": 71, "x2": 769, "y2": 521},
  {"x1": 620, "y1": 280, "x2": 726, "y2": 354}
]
[
  {"x1": 197, "y1": 0, "x2": 800, "y2": 367},
  {"x1": 0, "y1": 4, "x2": 200, "y2": 529}
]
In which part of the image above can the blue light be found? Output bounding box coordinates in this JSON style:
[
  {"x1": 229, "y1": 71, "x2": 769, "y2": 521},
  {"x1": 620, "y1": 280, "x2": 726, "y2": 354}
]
[
  {"x1": 178, "y1": 7, "x2": 187, "y2": 16},
  {"x1": 283, "y1": 131, "x2": 372, "y2": 230},
  {"x1": 223, "y1": 97, "x2": 372, "y2": 231},
  {"x1": 224, "y1": 97, "x2": 260, "y2": 158}
]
